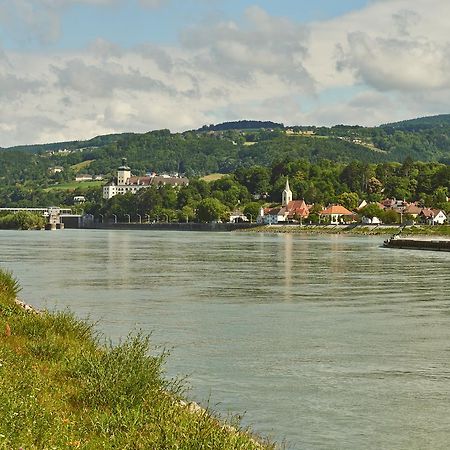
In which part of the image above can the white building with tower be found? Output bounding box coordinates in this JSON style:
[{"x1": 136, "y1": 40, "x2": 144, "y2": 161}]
[
  {"x1": 103, "y1": 158, "x2": 189, "y2": 200},
  {"x1": 257, "y1": 178, "x2": 311, "y2": 224},
  {"x1": 282, "y1": 177, "x2": 293, "y2": 206}
]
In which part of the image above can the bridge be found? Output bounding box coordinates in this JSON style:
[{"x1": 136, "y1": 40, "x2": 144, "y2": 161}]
[{"x1": 0, "y1": 207, "x2": 72, "y2": 216}]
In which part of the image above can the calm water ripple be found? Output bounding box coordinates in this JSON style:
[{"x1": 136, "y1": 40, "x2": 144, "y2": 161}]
[{"x1": 1, "y1": 229, "x2": 450, "y2": 449}]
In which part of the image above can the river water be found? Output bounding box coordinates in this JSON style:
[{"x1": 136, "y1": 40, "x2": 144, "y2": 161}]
[{"x1": 1, "y1": 229, "x2": 450, "y2": 449}]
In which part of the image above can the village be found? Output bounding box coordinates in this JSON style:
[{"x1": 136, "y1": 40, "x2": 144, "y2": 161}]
[
  {"x1": 235, "y1": 179, "x2": 449, "y2": 226},
  {"x1": 101, "y1": 160, "x2": 449, "y2": 227}
]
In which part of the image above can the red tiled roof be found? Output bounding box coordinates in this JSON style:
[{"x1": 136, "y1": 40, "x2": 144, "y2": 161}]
[
  {"x1": 286, "y1": 200, "x2": 310, "y2": 218},
  {"x1": 320, "y1": 204, "x2": 354, "y2": 215},
  {"x1": 404, "y1": 204, "x2": 422, "y2": 215},
  {"x1": 420, "y1": 208, "x2": 446, "y2": 218},
  {"x1": 127, "y1": 176, "x2": 189, "y2": 186}
]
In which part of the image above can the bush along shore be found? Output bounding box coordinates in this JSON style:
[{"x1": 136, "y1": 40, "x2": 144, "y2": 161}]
[
  {"x1": 0, "y1": 269, "x2": 275, "y2": 449},
  {"x1": 0, "y1": 211, "x2": 46, "y2": 230},
  {"x1": 241, "y1": 224, "x2": 450, "y2": 237}
]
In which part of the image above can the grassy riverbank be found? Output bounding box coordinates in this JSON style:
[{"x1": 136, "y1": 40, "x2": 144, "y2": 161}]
[
  {"x1": 0, "y1": 270, "x2": 274, "y2": 449},
  {"x1": 243, "y1": 224, "x2": 450, "y2": 237}
]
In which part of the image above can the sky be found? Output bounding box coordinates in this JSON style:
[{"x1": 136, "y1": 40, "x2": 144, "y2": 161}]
[{"x1": 0, "y1": 0, "x2": 449, "y2": 147}]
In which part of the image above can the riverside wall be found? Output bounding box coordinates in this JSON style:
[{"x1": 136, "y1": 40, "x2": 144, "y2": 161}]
[{"x1": 83, "y1": 222, "x2": 261, "y2": 232}]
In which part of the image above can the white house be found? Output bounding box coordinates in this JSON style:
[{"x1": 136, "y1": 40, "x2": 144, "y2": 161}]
[
  {"x1": 361, "y1": 216, "x2": 382, "y2": 225},
  {"x1": 75, "y1": 174, "x2": 93, "y2": 182},
  {"x1": 320, "y1": 205, "x2": 355, "y2": 225},
  {"x1": 73, "y1": 196, "x2": 86, "y2": 204},
  {"x1": 420, "y1": 208, "x2": 447, "y2": 225},
  {"x1": 229, "y1": 209, "x2": 249, "y2": 223},
  {"x1": 49, "y1": 166, "x2": 64, "y2": 174}
]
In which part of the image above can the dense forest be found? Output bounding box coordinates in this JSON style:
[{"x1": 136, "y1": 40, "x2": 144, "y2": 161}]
[{"x1": 0, "y1": 116, "x2": 449, "y2": 219}]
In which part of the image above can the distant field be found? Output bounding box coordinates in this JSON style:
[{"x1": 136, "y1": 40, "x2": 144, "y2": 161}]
[
  {"x1": 286, "y1": 134, "x2": 387, "y2": 153},
  {"x1": 70, "y1": 160, "x2": 95, "y2": 172},
  {"x1": 201, "y1": 173, "x2": 226, "y2": 182},
  {"x1": 45, "y1": 180, "x2": 103, "y2": 191}
]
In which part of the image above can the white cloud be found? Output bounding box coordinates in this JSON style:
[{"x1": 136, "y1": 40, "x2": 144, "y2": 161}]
[
  {"x1": 181, "y1": 6, "x2": 312, "y2": 88},
  {"x1": 2, "y1": 1, "x2": 450, "y2": 146}
]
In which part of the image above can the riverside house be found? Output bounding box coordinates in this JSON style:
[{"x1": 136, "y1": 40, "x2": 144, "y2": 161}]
[
  {"x1": 419, "y1": 208, "x2": 447, "y2": 225},
  {"x1": 319, "y1": 205, "x2": 355, "y2": 225}
]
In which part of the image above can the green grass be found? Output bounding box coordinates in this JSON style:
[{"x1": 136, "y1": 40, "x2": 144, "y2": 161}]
[
  {"x1": 200, "y1": 173, "x2": 226, "y2": 182},
  {"x1": 70, "y1": 160, "x2": 95, "y2": 172},
  {"x1": 400, "y1": 225, "x2": 450, "y2": 236},
  {"x1": 0, "y1": 269, "x2": 274, "y2": 449},
  {"x1": 44, "y1": 180, "x2": 103, "y2": 191},
  {"x1": 242, "y1": 224, "x2": 450, "y2": 237}
]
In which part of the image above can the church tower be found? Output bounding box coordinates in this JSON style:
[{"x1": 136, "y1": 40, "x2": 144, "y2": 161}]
[
  {"x1": 282, "y1": 177, "x2": 292, "y2": 207},
  {"x1": 117, "y1": 158, "x2": 131, "y2": 185}
]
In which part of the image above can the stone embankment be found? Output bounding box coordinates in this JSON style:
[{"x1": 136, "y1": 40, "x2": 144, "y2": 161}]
[{"x1": 87, "y1": 222, "x2": 260, "y2": 232}]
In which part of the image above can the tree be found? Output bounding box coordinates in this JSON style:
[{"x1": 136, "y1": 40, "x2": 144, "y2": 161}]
[
  {"x1": 433, "y1": 186, "x2": 448, "y2": 205},
  {"x1": 196, "y1": 198, "x2": 228, "y2": 223},
  {"x1": 382, "y1": 209, "x2": 400, "y2": 224},
  {"x1": 235, "y1": 166, "x2": 270, "y2": 195},
  {"x1": 367, "y1": 177, "x2": 383, "y2": 195},
  {"x1": 0, "y1": 211, "x2": 46, "y2": 230},
  {"x1": 243, "y1": 202, "x2": 261, "y2": 222},
  {"x1": 337, "y1": 192, "x2": 359, "y2": 211},
  {"x1": 359, "y1": 204, "x2": 384, "y2": 220},
  {"x1": 178, "y1": 206, "x2": 196, "y2": 223}
]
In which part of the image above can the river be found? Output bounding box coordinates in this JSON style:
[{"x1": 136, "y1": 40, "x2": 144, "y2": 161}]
[{"x1": 1, "y1": 229, "x2": 450, "y2": 449}]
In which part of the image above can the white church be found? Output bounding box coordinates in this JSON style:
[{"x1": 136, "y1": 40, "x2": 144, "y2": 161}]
[{"x1": 257, "y1": 178, "x2": 311, "y2": 224}]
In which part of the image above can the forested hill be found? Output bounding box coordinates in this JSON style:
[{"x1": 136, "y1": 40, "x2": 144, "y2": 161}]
[
  {"x1": 381, "y1": 114, "x2": 450, "y2": 131},
  {"x1": 197, "y1": 120, "x2": 284, "y2": 132},
  {"x1": 4, "y1": 133, "x2": 136, "y2": 154},
  {"x1": 1, "y1": 115, "x2": 450, "y2": 186}
]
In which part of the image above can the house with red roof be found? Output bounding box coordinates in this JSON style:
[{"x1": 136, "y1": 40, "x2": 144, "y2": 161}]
[
  {"x1": 257, "y1": 178, "x2": 311, "y2": 224},
  {"x1": 320, "y1": 205, "x2": 355, "y2": 225},
  {"x1": 419, "y1": 208, "x2": 447, "y2": 225}
]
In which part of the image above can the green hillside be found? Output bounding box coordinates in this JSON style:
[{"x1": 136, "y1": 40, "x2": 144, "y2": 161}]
[
  {"x1": 1, "y1": 115, "x2": 450, "y2": 194},
  {"x1": 3, "y1": 133, "x2": 136, "y2": 154},
  {"x1": 382, "y1": 114, "x2": 450, "y2": 131}
]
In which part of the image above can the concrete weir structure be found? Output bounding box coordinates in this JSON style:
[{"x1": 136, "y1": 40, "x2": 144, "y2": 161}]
[{"x1": 0, "y1": 207, "x2": 71, "y2": 230}]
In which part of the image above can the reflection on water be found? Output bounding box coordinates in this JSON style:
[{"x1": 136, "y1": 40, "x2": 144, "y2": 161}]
[
  {"x1": 284, "y1": 233, "x2": 293, "y2": 300},
  {"x1": 1, "y1": 230, "x2": 450, "y2": 449}
]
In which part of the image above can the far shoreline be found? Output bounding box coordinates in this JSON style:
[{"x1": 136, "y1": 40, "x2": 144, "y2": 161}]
[{"x1": 238, "y1": 223, "x2": 450, "y2": 238}]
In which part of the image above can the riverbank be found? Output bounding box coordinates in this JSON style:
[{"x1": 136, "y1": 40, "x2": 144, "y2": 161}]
[
  {"x1": 0, "y1": 270, "x2": 274, "y2": 449},
  {"x1": 240, "y1": 224, "x2": 450, "y2": 237}
]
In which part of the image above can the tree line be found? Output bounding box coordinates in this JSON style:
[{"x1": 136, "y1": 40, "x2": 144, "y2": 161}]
[
  {"x1": 1, "y1": 157, "x2": 449, "y2": 223},
  {"x1": 78, "y1": 159, "x2": 449, "y2": 223}
]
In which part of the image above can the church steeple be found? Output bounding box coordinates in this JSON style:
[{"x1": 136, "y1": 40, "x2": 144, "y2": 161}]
[{"x1": 282, "y1": 177, "x2": 292, "y2": 206}]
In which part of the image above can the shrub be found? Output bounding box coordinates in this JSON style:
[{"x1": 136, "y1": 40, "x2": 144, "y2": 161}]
[{"x1": 0, "y1": 211, "x2": 46, "y2": 230}]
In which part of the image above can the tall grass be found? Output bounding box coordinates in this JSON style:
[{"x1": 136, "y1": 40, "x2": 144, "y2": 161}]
[
  {"x1": 0, "y1": 269, "x2": 275, "y2": 449},
  {"x1": 0, "y1": 270, "x2": 21, "y2": 300}
]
